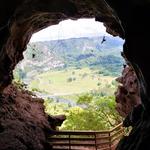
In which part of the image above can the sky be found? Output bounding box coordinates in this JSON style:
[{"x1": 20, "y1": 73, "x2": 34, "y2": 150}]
[{"x1": 30, "y1": 18, "x2": 111, "y2": 42}]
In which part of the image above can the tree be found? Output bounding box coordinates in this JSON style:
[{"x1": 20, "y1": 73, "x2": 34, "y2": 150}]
[{"x1": 60, "y1": 94, "x2": 122, "y2": 130}]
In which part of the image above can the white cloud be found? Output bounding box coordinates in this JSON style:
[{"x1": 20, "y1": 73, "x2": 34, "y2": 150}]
[{"x1": 30, "y1": 18, "x2": 110, "y2": 42}]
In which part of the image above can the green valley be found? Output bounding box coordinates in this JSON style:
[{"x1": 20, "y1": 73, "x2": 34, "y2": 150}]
[
  {"x1": 29, "y1": 67, "x2": 116, "y2": 96},
  {"x1": 13, "y1": 35, "x2": 124, "y2": 130}
]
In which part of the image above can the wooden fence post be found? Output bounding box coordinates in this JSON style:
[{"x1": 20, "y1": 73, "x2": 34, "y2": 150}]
[
  {"x1": 94, "y1": 133, "x2": 97, "y2": 150},
  {"x1": 49, "y1": 123, "x2": 123, "y2": 150},
  {"x1": 69, "y1": 134, "x2": 71, "y2": 150}
]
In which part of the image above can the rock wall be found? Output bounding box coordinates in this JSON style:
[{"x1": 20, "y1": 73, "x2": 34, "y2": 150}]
[
  {"x1": 115, "y1": 65, "x2": 141, "y2": 117},
  {"x1": 105, "y1": 0, "x2": 150, "y2": 108},
  {"x1": 115, "y1": 66, "x2": 150, "y2": 150},
  {"x1": 0, "y1": 84, "x2": 66, "y2": 150},
  {"x1": 1, "y1": 0, "x2": 150, "y2": 150}
]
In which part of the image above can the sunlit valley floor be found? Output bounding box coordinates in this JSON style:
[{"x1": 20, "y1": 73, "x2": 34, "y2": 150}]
[{"x1": 13, "y1": 34, "x2": 124, "y2": 131}]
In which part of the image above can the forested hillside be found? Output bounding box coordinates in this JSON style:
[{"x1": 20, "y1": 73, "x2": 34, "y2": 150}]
[
  {"x1": 13, "y1": 36, "x2": 124, "y2": 130},
  {"x1": 14, "y1": 36, "x2": 124, "y2": 83}
]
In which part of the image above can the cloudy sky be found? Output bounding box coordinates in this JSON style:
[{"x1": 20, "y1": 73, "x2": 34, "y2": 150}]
[{"x1": 30, "y1": 18, "x2": 111, "y2": 42}]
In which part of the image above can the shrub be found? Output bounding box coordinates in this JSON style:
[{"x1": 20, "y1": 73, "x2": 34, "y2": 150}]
[
  {"x1": 97, "y1": 82, "x2": 101, "y2": 86},
  {"x1": 67, "y1": 77, "x2": 73, "y2": 82}
]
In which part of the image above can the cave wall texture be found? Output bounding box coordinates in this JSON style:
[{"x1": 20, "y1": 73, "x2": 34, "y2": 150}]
[
  {"x1": 115, "y1": 65, "x2": 141, "y2": 118},
  {"x1": 0, "y1": 84, "x2": 52, "y2": 150},
  {"x1": 0, "y1": 84, "x2": 66, "y2": 150},
  {"x1": 1, "y1": 0, "x2": 150, "y2": 150}
]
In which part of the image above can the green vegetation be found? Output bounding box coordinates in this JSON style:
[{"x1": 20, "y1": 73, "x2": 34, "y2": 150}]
[
  {"x1": 13, "y1": 36, "x2": 124, "y2": 131},
  {"x1": 28, "y1": 67, "x2": 116, "y2": 97},
  {"x1": 14, "y1": 36, "x2": 124, "y2": 81},
  {"x1": 44, "y1": 94, "x2": 122, "y2": 130}
]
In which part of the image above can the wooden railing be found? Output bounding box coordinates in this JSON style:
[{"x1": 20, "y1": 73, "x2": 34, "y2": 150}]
[{"x1": 49, "y1": 123, "x2": 124, "y2": 150}]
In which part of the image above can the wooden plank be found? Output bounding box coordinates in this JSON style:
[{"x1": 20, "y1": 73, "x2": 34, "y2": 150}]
[
  {"x1": 50, "y1": 139, "x2": 110, "y2": 145},
  {"x1": 51, "y1": 142, "x2": 96, "y2": 146},
  {"x1": 110, "y1": 123, "x2": 123, "y2": 132},
  {"x1": 50, "y1": 130, "x2": 110, "y2": 135},
  {"x1": 111, "y1": 142, "x2": 118, "y2": 149},
  {"x1": 50, "y1": 124, "x2": 123, "y2": 135},
  {"x1": 100, "y1": 146, "x2": 110, "y2": 150},
  {"x1": 111, "y1": 133, "x2": 123, "y2": 143},
  {"x1": 49, "y1": 123, "x2": 124, "y2": 150},
  {"x1": 50, "y1": 136, "x2": 111, "y2": 142},
  {"x1": 96, "y1": 141, "x2": 111, "y2": 145},
  {"x1": 51, "y1": 140, "x2": 95, "y2": 144},
  {"x1": 110, "y1": 128, "x2": 124, "y2": 138},
  {"x1": 96, "y1": 136, "x2": 110, "y2": 140},
  {"x1": 50, "y1": 137, "x2": 95, "y2": 141}
]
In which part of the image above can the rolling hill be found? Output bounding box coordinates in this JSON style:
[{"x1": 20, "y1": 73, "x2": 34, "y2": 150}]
[{"x1": 14, "y1": 36, "x2": 124, "y2": 83}]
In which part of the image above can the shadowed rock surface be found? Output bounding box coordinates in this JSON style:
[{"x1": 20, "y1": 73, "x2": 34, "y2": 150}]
[
  {"x1": 115, "y1": 65, "x2": 150, "y2": 150},
  {"x1": 0, "y1": 84, "x2": 66, "y2": 150},
  {"x1": 115, "y1": 65, "x2": 141, "y2": 117}
]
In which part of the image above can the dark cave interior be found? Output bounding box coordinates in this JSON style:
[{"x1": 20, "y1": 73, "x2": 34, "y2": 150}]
[{"x1": 1, "y1": 0, "x2": 150, "y2": 150}]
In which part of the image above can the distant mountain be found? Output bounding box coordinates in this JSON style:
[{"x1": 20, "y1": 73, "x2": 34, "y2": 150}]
[
  {"x1": 14, "y1": 36, "x2": 124, "y2": 82},
  {"x1": 30, "y1": 36, "x2": 124, "y2": 57}
]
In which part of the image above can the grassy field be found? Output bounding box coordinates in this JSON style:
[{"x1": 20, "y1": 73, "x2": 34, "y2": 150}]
[{"x1": 29, "y1": 67, "x2": 116, "y2": 96}]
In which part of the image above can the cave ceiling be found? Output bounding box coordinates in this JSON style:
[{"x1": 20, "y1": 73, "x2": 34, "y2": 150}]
[{"x1": 1, "y1": 1, "x2": 150, "y2": 150}]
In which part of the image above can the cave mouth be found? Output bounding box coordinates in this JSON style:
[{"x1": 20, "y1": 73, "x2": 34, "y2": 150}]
[
  {"x1": 13, "y1": 18, "x2": 124, "y2": 130},
  {"x1": 2, "y1": 1, "x2": 150, "y2": 150}
]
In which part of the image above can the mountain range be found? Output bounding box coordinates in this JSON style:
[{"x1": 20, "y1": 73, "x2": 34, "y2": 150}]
[{"x1": 15, "y1": 36, "x2": 124, "y2": 82}]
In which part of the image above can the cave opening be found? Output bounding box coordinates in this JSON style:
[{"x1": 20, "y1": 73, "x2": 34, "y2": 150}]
[
  {"x1": 1, "y1": 1, "x2": 150, "y2": 150},
  {"x1": 13, "y1": 18, "x2": 124, "y2": 131}
]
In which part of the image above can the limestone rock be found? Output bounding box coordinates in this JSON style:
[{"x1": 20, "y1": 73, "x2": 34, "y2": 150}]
[
  {"x1": 115, "y1": 65, "x2": 141, "y2": 117},
  {"x1": 0, "y1": 84, "x2": 52, "y2": 150}
]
